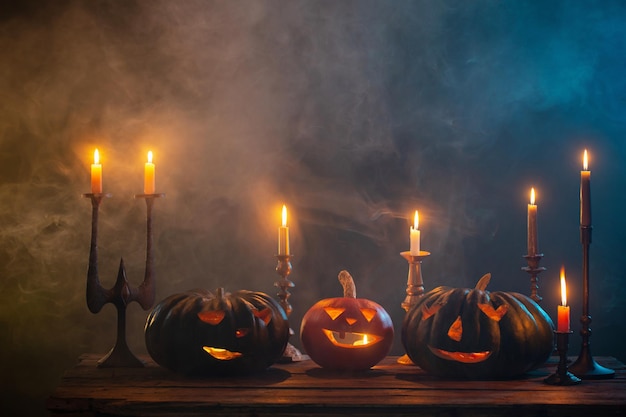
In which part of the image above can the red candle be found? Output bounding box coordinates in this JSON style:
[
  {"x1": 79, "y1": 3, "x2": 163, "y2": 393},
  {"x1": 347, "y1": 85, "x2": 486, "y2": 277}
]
[
  {"x1": 527, "y1": 188, "x2": 538, "y2": 256},
  {"x1": 557, "y1": 266, "x2": 570, "y2": 332},
  {"x1": 580, "y1": 149, "x2": 591, "y2": 227}
]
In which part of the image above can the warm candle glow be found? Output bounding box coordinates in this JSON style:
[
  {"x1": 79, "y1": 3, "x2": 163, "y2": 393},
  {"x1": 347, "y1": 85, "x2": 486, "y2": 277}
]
[
  {"x1": 353, "y1": 334, "x2": 369, "y2": 346},
  {"x1": 527, "y1": 188, "x2": 538, "y2": 256},
  {"x1": 278, "y1": 205, "x2": 290, "y2": 255},
  {"x1": 410, "y1": 210, "x2": 421, "y2": 255},
  {"x1": 144, "y1": 150, "x2": 156, "y2": 194},
  {"x1": 580, "y1": 149, "x2": 591, "y2": 227},
  {"x1": 90, "y1": 148, "x2": 102, "y2": 194},
  {"x1": 560, "y1": 266, "x2": 567, "y2": 306},
  {"x1": 557, "y1": 266, "x2": 570, "y2": 332}
]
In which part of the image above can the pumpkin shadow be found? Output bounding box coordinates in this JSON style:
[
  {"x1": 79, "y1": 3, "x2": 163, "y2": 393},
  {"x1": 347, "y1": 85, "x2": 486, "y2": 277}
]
[
  {"x1": 305, "y1": 366, "x2": 387, "y2": 379},
  {"x1": 164, "y1": 367, "x2": 292, "y2": 385},
  {"x1": 395, "y1": 369, "x2": 546, "y2": 383}
]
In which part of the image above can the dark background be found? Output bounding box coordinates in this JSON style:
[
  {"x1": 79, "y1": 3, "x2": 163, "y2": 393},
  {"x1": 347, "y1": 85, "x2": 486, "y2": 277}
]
[{"x1": 1, "y1": 1, "x2": 625, "y2": 415}]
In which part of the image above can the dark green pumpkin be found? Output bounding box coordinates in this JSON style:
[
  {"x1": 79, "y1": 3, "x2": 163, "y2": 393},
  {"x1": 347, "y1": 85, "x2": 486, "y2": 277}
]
[
  {"x1": 402, "y1": 274, "x2": 554, "y2": 379},
  {"x1": 145, "y1": 288, "x2": 289, "y2": 375}
]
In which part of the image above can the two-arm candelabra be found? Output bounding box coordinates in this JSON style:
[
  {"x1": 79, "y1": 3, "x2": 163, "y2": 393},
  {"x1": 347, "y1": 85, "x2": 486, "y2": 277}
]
[{"x1": 84, "y1": 192, "x2": 164, "y2": 368}]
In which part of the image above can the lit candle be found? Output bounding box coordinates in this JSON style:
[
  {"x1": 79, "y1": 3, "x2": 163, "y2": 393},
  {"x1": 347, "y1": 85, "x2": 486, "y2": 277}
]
[
  {"x1": 278, "y1": 205, "x2": 290, "y2": 255},
  {"x1": 557, "y1": 266, "x2": 570, "y2": 332},
  {"x1": 527, "y1": 187, "x2": 538, "y2": 256},
  {"x1": 91, "y1": 148, "x2": 102, "y2": 194},
  {"x1": 144, "y1": 151, "x2": 155, "y2": 194},
  {"x1": 410, "y1": 210, "x2": 420, "y2": 256},
  {"x1": 580, "y1": 149, "x2": 591, "y2": 227}
]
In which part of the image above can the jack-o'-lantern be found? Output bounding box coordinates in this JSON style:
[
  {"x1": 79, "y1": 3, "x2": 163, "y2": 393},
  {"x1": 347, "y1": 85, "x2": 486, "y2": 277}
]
[
  {"x1": 300, "y1": 270, "x2": 394, "y2": 371},
  {"x1": 402, "y1": 273, "x2": 554, "y2": 379},
  {"x1": 145, "y1": 288, "x2": 289, "y2": 375}
]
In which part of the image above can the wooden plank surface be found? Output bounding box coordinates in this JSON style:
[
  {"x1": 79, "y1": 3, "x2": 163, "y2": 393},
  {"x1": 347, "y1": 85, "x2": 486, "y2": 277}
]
[{"x1": 47, "y1": 354, "x2": 626, "y2": 417}]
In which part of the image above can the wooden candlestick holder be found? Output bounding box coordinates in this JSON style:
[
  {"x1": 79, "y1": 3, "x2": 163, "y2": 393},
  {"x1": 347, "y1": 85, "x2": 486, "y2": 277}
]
[
  {"x1": 522, "y1": 253, "x2": 545, "y2": 303},
  {"x1": 398, "y1": 250, "x2": 430, "y2": 365},
  {"x1": 84, "y1": 192, "x2": 164, "y2": 368}
]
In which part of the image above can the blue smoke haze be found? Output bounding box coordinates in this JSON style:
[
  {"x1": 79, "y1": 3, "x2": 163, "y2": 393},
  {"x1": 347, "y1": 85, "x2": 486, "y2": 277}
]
[{"x1": 1, "y1": 0, "x2": 625, "y2": 414}]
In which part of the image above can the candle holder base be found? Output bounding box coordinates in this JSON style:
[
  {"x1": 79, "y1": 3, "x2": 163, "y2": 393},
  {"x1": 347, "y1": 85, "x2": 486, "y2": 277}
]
[
  {"x1": 544, "y1": 331, "x2": 581, "y2": 386},
  {"x1": 398, "y1": 250, "x2": 430, "y2": 365},
  {"x1": 274, "y1": 254, "x2": 308, "y2": 363},
  {"x1": 569, "y1": 345, "x2": 615, "y2": 379}
]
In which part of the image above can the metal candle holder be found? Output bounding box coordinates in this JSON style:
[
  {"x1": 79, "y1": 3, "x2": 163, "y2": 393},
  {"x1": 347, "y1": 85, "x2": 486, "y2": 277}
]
[
  {"x1": 84, "y1": 192, "x2": 164, "y2": 368},
  {"x1": 274, "y1": 254, "x2": 294, "y2": 317},
  {"x1": 522, "y1": 253, "x2": 545, "y2": 303},
  {"x1": 398, "y1": 250, "x2": 430, "y2": 365},
  {"x1": 274, "y1": 254, "x2": 306, "y2": 362},
  {"x1": 568, "y1": 226, "x2": 614, "y2": 379},
  {"x1": 544, "y1": 331, "x2": 581, "y2": 386}
]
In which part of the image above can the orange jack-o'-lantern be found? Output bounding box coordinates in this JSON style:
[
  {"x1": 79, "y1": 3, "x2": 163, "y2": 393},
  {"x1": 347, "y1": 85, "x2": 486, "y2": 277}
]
[
  {"x1": 300, "y1": 270, "x2": 394, "y2": 371},
  {"x1": 401, "y1": 273, "x2": 554, "y2": 379},
  {"x1": 145, "y1": 288, "x2": 289, "y2": 375}
]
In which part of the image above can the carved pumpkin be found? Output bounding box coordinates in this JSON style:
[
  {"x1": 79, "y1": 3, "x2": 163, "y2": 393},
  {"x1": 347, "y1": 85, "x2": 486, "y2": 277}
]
[
  {"x1": 144, "y1": 288, "x2": 289, "y2": 375},
  {"x1": 401, "y1": 273, "x2": 554, "y2": 379},
  {"x1": 300, "y1": 270, "x2": 394, "y2": 371}
]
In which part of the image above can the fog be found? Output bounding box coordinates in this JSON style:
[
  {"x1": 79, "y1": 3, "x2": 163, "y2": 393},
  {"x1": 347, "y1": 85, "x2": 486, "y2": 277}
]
[{"x1": 1, "y1": 1, "x2": 626, "y2": 415}]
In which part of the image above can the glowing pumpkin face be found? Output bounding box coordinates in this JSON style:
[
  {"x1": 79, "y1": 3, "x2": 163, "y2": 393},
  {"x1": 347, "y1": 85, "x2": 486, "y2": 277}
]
[
  {"x1": 402, "y1": 274, "x2": 554, "y2": 379},
  {"x1": 300, "y1": 271, "x2": 394, "y2": 371},
  {"x1": 145, "y1": 288, "x2": 289, "y2": 375}
]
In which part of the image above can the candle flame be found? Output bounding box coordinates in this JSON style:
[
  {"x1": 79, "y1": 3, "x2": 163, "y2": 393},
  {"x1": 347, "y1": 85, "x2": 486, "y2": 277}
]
[
  {"x1": 353, "y1": 334, "x2": 369, "y2": 346},
  {"x1": 530, "y1": 187, "x2": 536, "y2": 205},
  {"x1": 147, "y1": 150, "x2": 153, "y2": 164},
  {"x1": 583, "y1": 149, "x2": 588, "y2": 171},
  {"x1": 560, "y1": 266, "x2": 567, "y2": 306},
  {"x1": 93, "y1": 149, "x2": 100, "y2": 164},
  {"x1": 281, "y1": 204, "x2": 287, "y2": 227},
  {"x1": 413, "y1": 210, "x2": 419, "y2": 230}
]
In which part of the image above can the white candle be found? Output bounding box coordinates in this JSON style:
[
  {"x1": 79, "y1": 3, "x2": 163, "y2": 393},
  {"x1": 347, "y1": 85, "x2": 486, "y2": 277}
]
[
  {"x1": 278, "y1": 205, "x2": 290, "y2": 255},
  {"x1": 144, "y1": 151, "x2": 155, "y2": 194},
  {"x1": 91, "y1": 149, "x2": 102, "y2": 194},
  {"x1": 410, "y1": 210, "x2": 420, "y2": 256}
]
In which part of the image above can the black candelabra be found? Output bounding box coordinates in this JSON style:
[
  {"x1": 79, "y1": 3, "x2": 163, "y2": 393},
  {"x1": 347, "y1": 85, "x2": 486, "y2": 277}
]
[{"x1": 84, "y1": 192, "x2": 164, "y2": 368}]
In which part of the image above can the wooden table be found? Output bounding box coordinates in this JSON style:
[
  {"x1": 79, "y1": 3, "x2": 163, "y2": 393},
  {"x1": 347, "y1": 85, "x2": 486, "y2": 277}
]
[{"x1": 47, "y1": 354, "x2": 626, "y2": 416}]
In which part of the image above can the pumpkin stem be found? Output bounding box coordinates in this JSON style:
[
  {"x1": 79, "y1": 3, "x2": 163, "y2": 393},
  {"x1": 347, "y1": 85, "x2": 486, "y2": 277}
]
[
  {"x1": 475, "y1": 273, "x2": 491, "y2": 291},
  {"x1": 338, "y1": 270, "x2": 356, "y2": 298},
  {"x1": 215, "y1": 287, "x2": 225, "y2": 299}
]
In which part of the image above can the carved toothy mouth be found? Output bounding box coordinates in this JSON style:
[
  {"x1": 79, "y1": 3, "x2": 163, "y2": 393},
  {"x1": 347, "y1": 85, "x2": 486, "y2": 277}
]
[
  {"x1": 322, "y1": 329, "x2": 381, "y2": 348},
  {"x1": 202, "y1": 346, "x2": 243, "y2": 360},
  {"x1": 428, "y1": 346, "x2": 492, "y2": 363}
]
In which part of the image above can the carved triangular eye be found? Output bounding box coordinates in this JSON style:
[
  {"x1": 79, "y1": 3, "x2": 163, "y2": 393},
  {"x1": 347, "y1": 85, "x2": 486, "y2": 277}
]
[
  {"x1": 478, "y1": 303, "x2": 509, "y2": 321},
  {"x1": 198, "y1": 310, "x2": 225, "y2": 325},
  {"x1": 421, "y1": 302, "x2": 444, "y2": 320},
  {"x1": 252, "y1": 308, "x2": 272, "y2": 325},
  {"x1": 448, "y1": 316, "x2": 463, "y2": 342},
  {"x1": 323, "y1": 307, "x2": 345, "y2": 320},
  {"x1": 360, "y1": 308, "x2": 377, "y2": 322}
]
